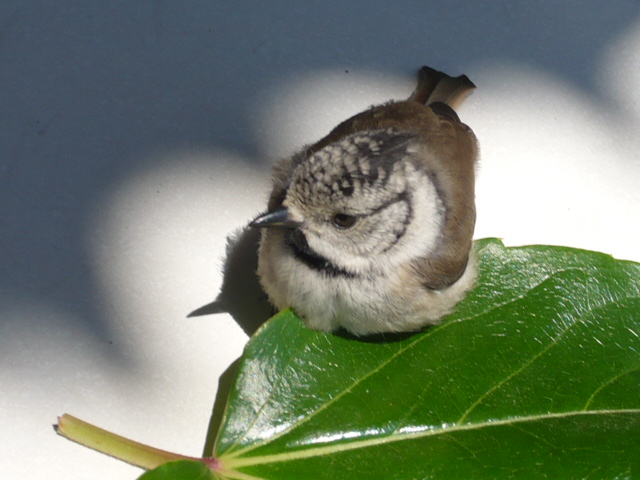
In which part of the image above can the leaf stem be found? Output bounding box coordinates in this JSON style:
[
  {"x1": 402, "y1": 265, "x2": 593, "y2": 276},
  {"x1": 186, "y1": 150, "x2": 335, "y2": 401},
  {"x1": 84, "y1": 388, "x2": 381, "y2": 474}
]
[{"x1": 56, "y1": 414, "x2": 218, "y2": 471}]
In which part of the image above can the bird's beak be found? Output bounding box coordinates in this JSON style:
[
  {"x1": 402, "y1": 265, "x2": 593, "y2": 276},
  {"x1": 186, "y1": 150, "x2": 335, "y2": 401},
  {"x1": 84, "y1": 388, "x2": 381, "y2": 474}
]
[{"x1": 250, "y1": 208, "x2": 302, "y2": 229}]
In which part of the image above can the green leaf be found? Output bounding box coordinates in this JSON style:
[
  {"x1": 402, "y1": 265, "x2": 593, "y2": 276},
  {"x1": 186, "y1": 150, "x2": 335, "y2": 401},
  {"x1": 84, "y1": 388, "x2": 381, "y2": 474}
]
[
  {"x1": 138, "y1": 460, "x2": 215, "y2": 480},
  {"x1": 212, "y1": 238, "x2": 640, "y2": 479}
]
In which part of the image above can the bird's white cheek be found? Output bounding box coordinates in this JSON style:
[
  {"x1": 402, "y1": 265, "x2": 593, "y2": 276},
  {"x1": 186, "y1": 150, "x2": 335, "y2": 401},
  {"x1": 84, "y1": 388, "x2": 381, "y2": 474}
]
[{"x1": 382, "y1": 176, "x2": 444, "y2": 264}]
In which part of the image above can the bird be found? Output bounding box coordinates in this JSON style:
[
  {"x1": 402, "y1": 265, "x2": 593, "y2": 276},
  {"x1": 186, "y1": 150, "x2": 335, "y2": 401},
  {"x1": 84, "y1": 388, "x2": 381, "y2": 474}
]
[{"x1": 250, "y1": 66, "x2": 478, "y2": 336}]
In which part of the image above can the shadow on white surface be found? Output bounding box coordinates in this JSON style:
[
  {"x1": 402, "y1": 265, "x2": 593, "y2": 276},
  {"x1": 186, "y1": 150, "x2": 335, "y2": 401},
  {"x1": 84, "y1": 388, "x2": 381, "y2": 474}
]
[{"x1": 187, "y1": 225, "x2": 274, "y2": 337}]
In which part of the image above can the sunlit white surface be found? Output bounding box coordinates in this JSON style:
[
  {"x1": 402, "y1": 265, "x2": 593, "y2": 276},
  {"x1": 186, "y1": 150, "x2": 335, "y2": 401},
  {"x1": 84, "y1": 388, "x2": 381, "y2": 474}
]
[
  {"x1": 468, "y1": 64, "x2": 640, "y2": 261},
  {"x1": 1, "y1": 2, "x2": 639, "y2": 480},
  {"x1": 255, "y1": 70, "x2": 412, "y2": 159}
]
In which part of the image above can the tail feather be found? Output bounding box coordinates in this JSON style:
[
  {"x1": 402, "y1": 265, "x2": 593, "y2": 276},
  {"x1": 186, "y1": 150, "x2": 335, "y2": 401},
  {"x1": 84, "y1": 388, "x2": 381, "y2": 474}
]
[{"x1": 408, "y1": 66, "x2": 476, "y2": 110}]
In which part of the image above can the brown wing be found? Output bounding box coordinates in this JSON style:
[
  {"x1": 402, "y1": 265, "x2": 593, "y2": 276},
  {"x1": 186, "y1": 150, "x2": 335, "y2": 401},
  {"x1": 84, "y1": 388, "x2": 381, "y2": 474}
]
[{"x1": 305, "y1": 66, "x2": 478, "y2": 290}]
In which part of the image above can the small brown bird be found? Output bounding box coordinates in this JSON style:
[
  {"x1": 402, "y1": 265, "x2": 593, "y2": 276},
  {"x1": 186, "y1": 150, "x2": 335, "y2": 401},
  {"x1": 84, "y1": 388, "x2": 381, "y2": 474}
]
[{"x1": 251, "y1": 66, "x2": 478, "y2": 335}]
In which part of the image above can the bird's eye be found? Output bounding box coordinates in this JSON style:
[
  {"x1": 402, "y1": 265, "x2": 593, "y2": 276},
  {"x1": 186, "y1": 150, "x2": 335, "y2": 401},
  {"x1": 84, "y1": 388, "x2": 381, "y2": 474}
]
[{"x1": 332, "y1": 213, "x2": 358, "y2": 229}]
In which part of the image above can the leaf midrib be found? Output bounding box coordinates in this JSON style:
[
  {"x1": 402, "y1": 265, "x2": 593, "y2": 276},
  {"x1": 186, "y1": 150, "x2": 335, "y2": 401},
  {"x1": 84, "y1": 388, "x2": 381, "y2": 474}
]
[{"x1": 220, "y1": 408, "x2": 640, "y2": 470}]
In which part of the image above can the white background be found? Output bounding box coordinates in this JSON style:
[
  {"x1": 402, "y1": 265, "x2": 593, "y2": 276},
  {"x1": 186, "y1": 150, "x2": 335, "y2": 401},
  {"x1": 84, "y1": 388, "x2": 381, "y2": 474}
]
[{"x1": 2, "y1": 2, "x2": 639, "y2": 479}]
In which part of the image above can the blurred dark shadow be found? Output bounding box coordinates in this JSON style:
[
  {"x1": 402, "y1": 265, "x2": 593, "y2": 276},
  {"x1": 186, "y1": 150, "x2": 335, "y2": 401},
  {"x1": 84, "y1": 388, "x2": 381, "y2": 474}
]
[
  {"x1": 188, "y1": 226, "x2": 273, "y2": 336},
  {"x1": 334, "y1": 327, "x2": 426, "y2": 344},
  {"x1": 202, "y1": 357, "x2": 241, "y2": 457}
]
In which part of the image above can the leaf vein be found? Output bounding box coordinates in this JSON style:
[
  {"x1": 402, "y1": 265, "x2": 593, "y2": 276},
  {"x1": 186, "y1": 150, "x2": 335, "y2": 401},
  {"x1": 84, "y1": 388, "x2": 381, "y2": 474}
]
[
  {"x1": 221, "y1": 408, "x2": 640, "y2": 470},
  {"x1": 455, "y1": 272, "x2": 639, "y2": 424},
  {"x1": 583, "y1": 364, "x2": 640, "y2": 410}
]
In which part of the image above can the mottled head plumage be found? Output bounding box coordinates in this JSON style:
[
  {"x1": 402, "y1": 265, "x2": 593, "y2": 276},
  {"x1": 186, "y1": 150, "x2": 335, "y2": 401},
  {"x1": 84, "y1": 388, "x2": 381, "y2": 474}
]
[{"x1": 288, "y1": 130, "x2": 417, "y2": 223}]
